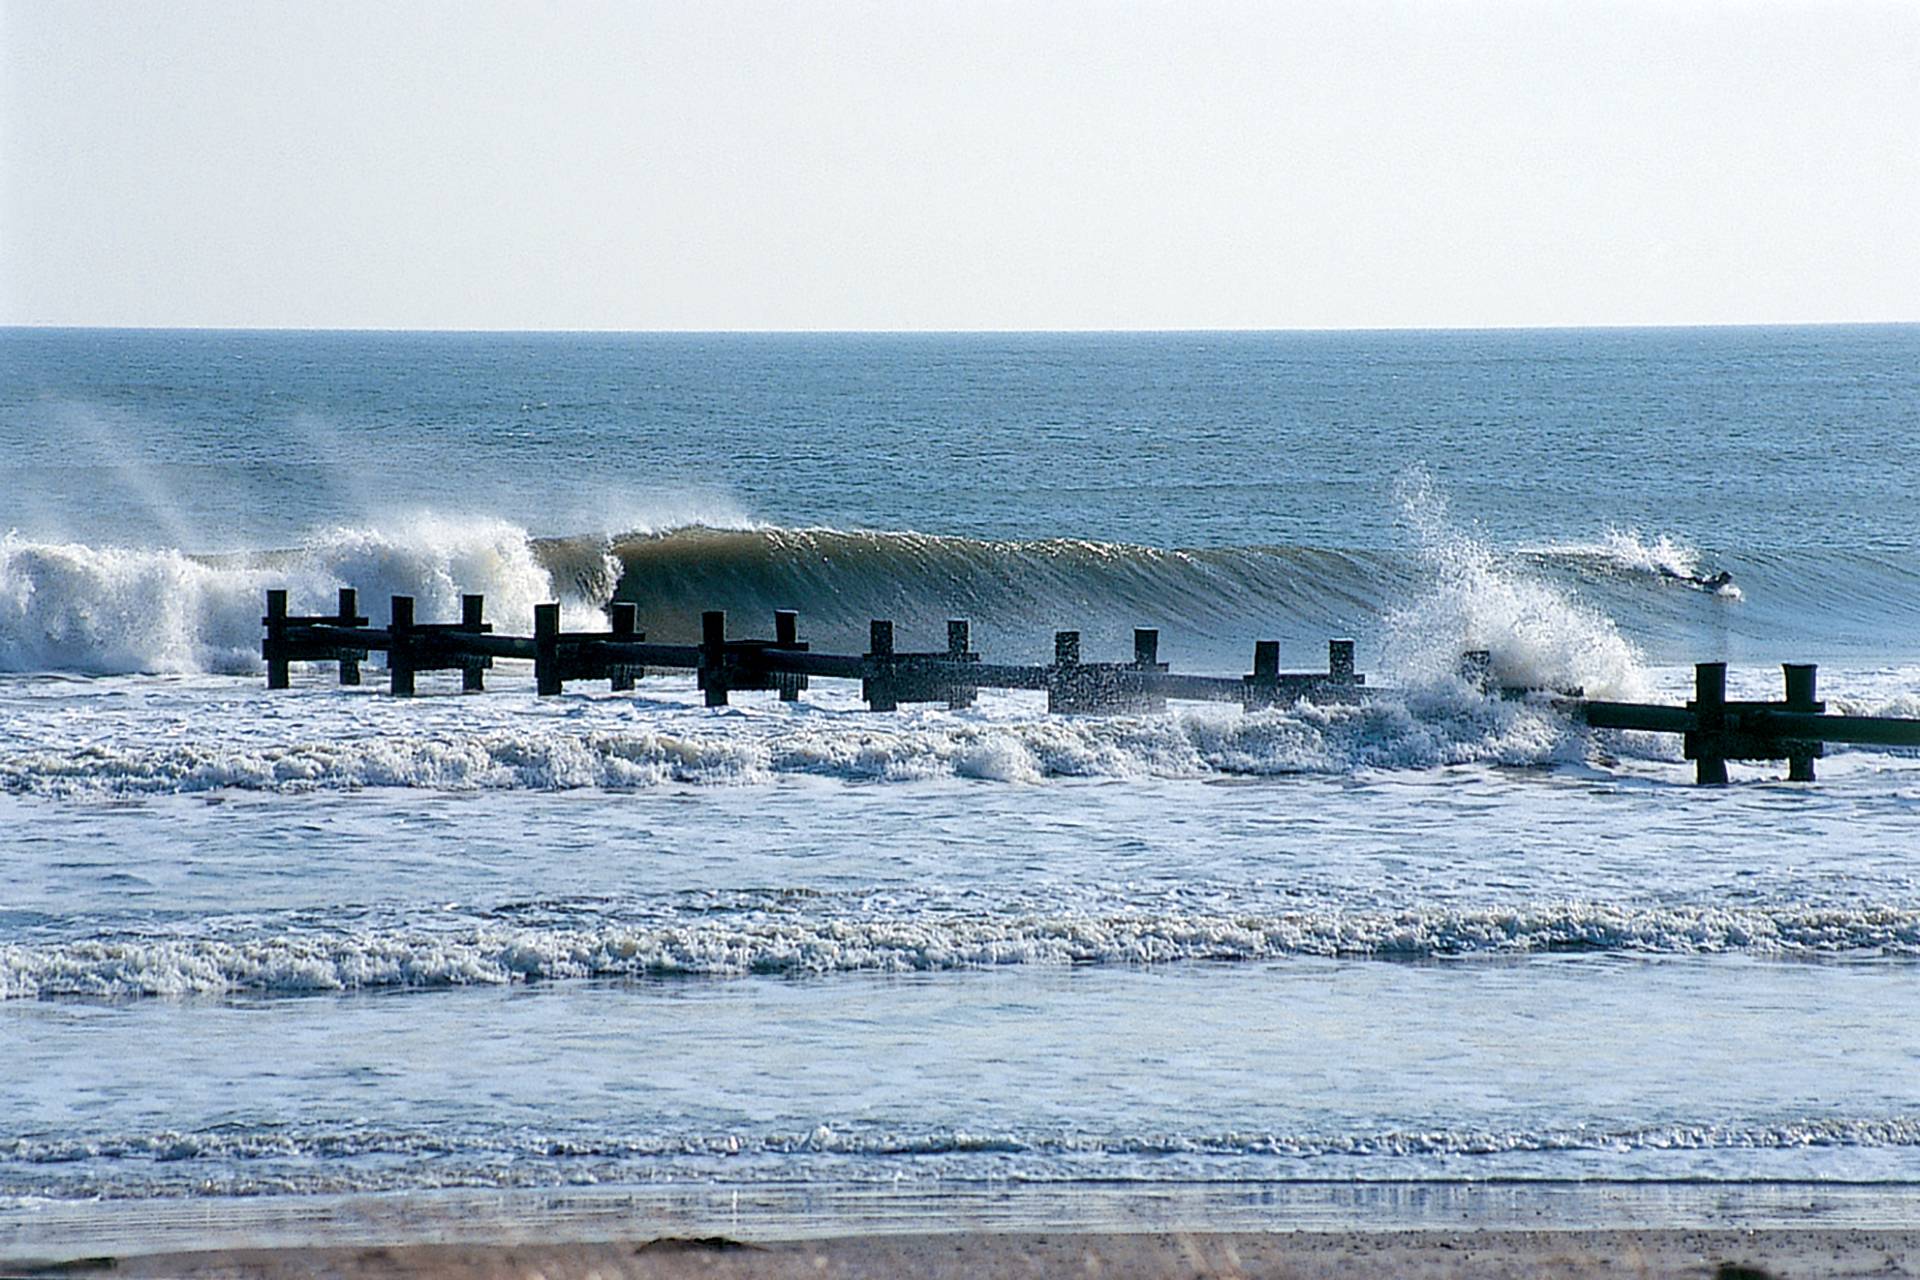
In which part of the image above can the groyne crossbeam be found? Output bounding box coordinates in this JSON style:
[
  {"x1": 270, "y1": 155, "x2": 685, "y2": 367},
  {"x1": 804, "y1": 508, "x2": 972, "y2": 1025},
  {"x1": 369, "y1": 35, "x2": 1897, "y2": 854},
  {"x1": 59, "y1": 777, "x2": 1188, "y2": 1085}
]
[{"x1": 263, "y1": 592, "x2": 1920, "y2": 786}]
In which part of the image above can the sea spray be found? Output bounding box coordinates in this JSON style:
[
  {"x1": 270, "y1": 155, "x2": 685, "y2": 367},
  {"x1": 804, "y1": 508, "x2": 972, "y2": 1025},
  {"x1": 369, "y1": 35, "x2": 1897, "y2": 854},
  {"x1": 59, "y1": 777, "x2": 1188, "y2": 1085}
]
[
  {"x1": 0, "y1": 517, "x2": 616, "y2": 675},
  {"x1": 1380, "y1": 470, "x2": 1651, "y2": 700}
]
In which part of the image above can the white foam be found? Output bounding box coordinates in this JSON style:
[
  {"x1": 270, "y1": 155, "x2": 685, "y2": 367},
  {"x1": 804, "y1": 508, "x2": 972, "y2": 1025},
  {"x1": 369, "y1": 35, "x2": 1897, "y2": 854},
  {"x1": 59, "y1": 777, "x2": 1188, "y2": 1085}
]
[
  {"x1": 7, "y1": 904, "x2": 1917, "y2": 999},
  {"x1": 0, "y1": 517, "x2": 614, "y2": 676},
  {"x1": 8, "y1": 1116, "x2": 1918, "y2": 1166},
  {"x1": 0, "y1": 694, "x2": 1611, "y2": 797},
  {"x1": 1382, "y1": 471, "x2": 1651, "y2": 700}
]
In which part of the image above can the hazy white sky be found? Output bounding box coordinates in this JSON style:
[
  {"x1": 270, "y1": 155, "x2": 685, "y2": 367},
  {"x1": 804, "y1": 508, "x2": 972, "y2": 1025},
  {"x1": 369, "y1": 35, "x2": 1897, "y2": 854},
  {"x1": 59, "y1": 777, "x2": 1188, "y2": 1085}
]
[{"x1": 2, "y1": 0, "x2": 1915, "y2": 330}]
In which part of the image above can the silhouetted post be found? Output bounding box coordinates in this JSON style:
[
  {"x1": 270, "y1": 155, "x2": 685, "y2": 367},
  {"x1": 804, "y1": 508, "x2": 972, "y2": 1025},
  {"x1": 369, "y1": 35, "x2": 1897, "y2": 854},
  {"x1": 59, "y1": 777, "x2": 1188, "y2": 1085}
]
[
  {"x1": 1134, "y1": 629, "x2": 1159, "y2": 668},
  {"x1": 534, "y1": 603, "x2": 562, "y2": 696},
  {"x1": 1784, "y1": 663, "x2": 1820, "y2": 782},
  {"x1": 701, "y1": 610, "x2": 729, "y2": 707},
  {"x1": 263, "y1": 589, "x2": 290, "y2": 689},
  {"x1": 337, "y1": 587, "x2": 362, "y2": 685},
  {"x1": 1329, "y1": 639, "x2": 1356, "y2": 683},
  {"x1": 1459, "y1": 650, "x2": 1493, "y2": 693},
  {"x1": 461, "y1": 594, "x2": 486, "y2": 692},
  {"x1": 1691, "y1": 661, "x2": 1728, "y2": 786},
  {"x1": 775, "y1": 609, "x2": 801, "y2": 702},
  {"x1": 947, "y1": 619, "x2": 975, "y2": 710},
  {"x1": 609, "y1": 602, "x2": 638, "y2": 691},
  {"x1": 1239, "y1": 639, "x2": 1282, "y2": 710},
  {"x1": 865, "y1": 620, "x2": 897, "y2": 712},
  {"x1": 388, "y1": 595, "x2": 416, "y2": 697},
  {"x1": 1048, "y1": 632, "x2": 1085, "y2": 714}
]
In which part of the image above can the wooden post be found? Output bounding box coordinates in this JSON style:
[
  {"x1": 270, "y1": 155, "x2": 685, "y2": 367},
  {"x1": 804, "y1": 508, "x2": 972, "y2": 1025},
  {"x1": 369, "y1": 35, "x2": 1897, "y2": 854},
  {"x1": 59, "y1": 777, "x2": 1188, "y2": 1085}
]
[
  {"x1": 947, "y1": 619, "x2": 975, "y2": 710},
  {"x1": 461, "y1": 594, "x2": 486, "y2": 692},
  {"x1": 1691, "y1": 661, "x2": 1728, "y2": 785},
  {"x1": 608, "y1": 602, "x2": 638, "y2": 691},
  {"x1": 1253, "y1": 640, "x2": 1280, "y2": 678},
  {"x1": 1459, "y1": 650, "x2": 1493, "y2": 692},
  {"x1": 263, "y1": 589, "x2": 290, "y2": 689},
  {"x1": 388, "y1": 595, "x2": 416, "y2": 698},
  {"x1": 775, "y1": 609, "x2": 801, "y2": 702},
  {"x1": 534, "y1": 603, "x2": 562, "y2": 696},
  {"x1": 337, "y1": 587, "x2": 361, "y2": 685},
  {"x1": 1049, "y1": 632, "x2": 1083, "y2": 714},
  {"x1": 1329, "y1": 639, "x2": 1355, "y2": 682},
  {"x1": 866, "y1": 620, "x2": 897, "y2": 712},
  {"x1": 1134, "y1": 629, "x2": 1159, "y2": 668},
  {"x1": 701, "y1": 610, "x2": 728, "y2": 707},
  {"x1": 1784, "y1": 663, "x2": 1819, "y2": 782}
]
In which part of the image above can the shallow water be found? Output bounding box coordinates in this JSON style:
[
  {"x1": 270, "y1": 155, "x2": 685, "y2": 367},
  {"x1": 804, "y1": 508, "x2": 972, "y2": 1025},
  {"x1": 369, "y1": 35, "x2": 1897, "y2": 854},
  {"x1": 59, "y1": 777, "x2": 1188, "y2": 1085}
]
[{"x1": 1, "y1": 327, "x2": 1917, "y2": 1220}]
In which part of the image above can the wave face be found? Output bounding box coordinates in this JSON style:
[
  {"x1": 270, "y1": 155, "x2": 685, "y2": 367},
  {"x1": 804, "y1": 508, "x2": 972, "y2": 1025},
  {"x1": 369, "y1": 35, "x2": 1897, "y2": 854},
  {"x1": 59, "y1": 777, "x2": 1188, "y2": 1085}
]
[
  {"x1": 7, "y1": 904, "x2": 1918, "y2": 1000},
  {"x1": 5, "y1": 504, "x2": 1919, "y2": 681},
  {"x1": 569, "y1": 517, "x2": 1920, "y2": 678}
]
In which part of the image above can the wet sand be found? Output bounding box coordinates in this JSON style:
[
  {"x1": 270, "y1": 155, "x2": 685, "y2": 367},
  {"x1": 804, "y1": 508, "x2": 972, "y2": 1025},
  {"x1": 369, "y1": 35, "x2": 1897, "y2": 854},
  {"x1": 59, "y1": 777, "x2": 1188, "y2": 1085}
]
[{"x1": 26, "y1": 1229, "x2": 1920, "y2": 1279}]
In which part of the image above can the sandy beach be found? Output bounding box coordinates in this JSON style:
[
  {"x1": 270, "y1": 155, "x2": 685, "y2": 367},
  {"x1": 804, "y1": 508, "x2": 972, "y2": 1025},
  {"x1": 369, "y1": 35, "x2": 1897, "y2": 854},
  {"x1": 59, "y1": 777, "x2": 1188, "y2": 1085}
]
[{"x1": 14, "y1": 1228, "x2": 1915, "y2": 1279}]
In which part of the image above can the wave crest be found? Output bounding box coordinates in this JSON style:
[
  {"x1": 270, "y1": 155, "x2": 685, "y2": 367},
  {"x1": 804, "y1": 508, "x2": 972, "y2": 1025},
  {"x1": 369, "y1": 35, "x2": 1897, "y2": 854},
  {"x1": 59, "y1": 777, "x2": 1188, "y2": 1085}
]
[{"x1": 7, "y1": 904, "x2": 1918, "y2": 999}]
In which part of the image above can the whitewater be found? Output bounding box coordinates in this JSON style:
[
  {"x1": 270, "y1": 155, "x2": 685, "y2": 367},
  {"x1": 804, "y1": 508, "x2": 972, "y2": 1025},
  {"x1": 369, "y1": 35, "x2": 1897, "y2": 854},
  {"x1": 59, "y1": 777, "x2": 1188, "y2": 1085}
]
[{"x1": 3, "y1": 326, "x2": 1919, "y2": 1226}]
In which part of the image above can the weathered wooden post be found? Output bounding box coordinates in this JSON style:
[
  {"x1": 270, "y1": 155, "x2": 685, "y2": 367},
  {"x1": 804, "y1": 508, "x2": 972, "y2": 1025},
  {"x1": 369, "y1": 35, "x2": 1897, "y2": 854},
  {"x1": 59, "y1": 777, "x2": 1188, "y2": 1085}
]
[
  {"x1": 1048, "y1": 631, "x2": 1086, "y2": 713},
  {"x1": 1134, "y1": 629, "x2": 1159, "y2": 669},
  {"x1": 263, "y1": 589, "x2": 291, "y2": 689},
  {"x1": 1784, "y1": 663, "x2": 1821, "y2": 782},
  {"x1": 1329, "y1": 639, "x2": 1356, "y2": 683},
  {"x1": 947, "y1": 619, "x2": 976, "y2": 709},
  {"x1": 865, "y1": 620, "x2": 897, "y2": 711},
  {"x1": 460, "y1": 594, "x2": 487, "y2": 692},
  {"x1": 388, "y1": 596, "x2": 416, "y2": 697},
  {"x1": 774, "y1": 609, "x2": 803, "y2": 702},
  {"x1": 534, "y1": 603, "x2": 562, "y2": 696},
  {"x1": 1241, "y1": 640, "x2": 1281, "y2": 710},
  {"x1": 1687, "y1": 661, "x2": 1729, "y2": 785},
  {"x1": 609, "y1": 602, "x2": 639, "y2": 692},
  {"x1": 1131, "y1": 628, "x2": 1169, "y2": 712},
  {"x1": 1459, "y1": 649, "x2": 1493, "y2": 693},
  {"x1": 700, "y1": 611, "x2": 729, "y2": 707},
  {"x1": 337, "y1": 587, "x2": 362, "y2": 685}
]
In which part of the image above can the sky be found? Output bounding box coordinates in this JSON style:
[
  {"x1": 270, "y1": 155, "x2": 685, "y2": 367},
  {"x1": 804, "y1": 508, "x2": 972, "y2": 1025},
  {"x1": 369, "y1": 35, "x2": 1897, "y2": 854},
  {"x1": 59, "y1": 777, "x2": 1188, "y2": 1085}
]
[{"x1": 2, "y1": 0, "x2": 1916, "y2": 331}]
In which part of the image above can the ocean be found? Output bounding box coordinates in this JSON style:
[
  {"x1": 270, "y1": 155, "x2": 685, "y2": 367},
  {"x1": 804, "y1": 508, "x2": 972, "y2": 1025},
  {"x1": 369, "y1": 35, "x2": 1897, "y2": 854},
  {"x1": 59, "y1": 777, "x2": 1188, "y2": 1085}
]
[{"x1": 2, "y1": 326, "x2": 1918, "y2": 1245}]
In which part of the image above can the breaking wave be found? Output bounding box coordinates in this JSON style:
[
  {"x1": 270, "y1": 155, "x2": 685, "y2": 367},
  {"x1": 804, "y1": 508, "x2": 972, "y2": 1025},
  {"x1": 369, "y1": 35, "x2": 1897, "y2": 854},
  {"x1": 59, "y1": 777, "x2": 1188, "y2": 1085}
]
[
  {"x1": 7, "y1": 904, "x2": 1919, "y2": 999},
  {"x1": 5, "y1": 508, "x2": 1917, "y2": 683},
  {"x1": 0, "y1": 518, "x2": 614, "y2": 676}
]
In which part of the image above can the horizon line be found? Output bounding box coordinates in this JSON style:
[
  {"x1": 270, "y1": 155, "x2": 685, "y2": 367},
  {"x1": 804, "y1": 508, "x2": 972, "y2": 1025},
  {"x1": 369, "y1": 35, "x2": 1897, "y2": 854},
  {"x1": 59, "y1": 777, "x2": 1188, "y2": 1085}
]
[{"x1": 3, "y1": 318, "x2": 1918, "y2": 337}]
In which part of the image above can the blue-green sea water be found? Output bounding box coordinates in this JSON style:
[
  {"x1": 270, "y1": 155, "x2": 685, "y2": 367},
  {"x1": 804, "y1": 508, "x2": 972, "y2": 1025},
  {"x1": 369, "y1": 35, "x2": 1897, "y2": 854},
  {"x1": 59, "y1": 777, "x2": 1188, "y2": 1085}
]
[{"x1": 1, "y1": 326, "x2": 1918, "y2": 1244}]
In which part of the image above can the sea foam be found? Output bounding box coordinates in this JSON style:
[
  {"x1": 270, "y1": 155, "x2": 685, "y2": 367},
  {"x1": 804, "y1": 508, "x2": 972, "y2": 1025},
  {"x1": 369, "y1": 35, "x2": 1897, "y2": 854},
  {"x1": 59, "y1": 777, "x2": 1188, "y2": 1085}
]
[
  {"x1": 0, "y1": 518, "x2": 615, "y2": 675},
  {"x1": 7, "y1": 904, "x2": 1918, "y2": 999}
]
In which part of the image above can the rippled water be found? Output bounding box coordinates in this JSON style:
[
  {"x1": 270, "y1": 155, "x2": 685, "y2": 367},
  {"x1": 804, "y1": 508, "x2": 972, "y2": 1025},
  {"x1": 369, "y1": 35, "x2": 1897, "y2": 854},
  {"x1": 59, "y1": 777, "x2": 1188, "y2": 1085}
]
[{"x1": 2, "y1": 327, "x2": 1918, "y2": 1228}]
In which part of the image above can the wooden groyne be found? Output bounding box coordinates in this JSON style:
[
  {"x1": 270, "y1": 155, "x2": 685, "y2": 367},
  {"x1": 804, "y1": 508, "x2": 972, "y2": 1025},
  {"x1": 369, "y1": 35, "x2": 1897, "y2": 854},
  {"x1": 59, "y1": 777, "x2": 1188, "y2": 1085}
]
[
  {"x1": 263, "y1": 590, "x2": 1920, "y2": 786},
  {"x1": 263, "y1": 590, "x2": 1366, "y2": 716}
]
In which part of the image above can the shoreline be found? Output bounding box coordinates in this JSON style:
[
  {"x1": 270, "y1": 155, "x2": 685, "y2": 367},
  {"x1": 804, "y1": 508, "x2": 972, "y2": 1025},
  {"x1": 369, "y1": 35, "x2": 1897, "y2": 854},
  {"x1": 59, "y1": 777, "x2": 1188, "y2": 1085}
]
[
  {"x1": 10, "y1": 1182, "x2": 1920, "y2": 1276},
  {"x1": 16, "y1": 1228, "x2": 1920, "y2": 1279}
]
